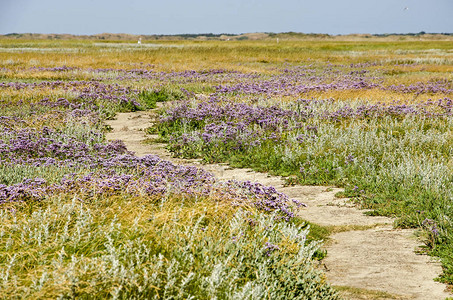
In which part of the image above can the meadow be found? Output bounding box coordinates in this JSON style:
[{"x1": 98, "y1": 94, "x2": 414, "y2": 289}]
[{"x1": 0, "y1": 37, "x2": 452, "y2": 298}]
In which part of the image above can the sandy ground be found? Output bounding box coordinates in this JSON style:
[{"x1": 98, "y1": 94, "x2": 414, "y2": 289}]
[{"x1": 105, "y1": 109, "x2": 451, "y2": 300}]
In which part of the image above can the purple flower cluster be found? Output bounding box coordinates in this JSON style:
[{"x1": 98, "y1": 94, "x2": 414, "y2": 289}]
[
  {"x1": 422, "y1": 218, "x2": 440, "y2": 237},
  {"x1": 29, "y1": 65, "x2": 77, "y2": 72},
  {"x1": 0, "y1": 178, "x2": 48, "y2": 203},
  {"x1": 0, "y1": 80, "x2": 140, "y2": 109},
  {"x1": 264, "y1": 242, "x2": 280, "y2": 256},
  {"x1": 0, "y1": 152, "x2": 301, "y2": 220},
  {"x1": 0, "y1": 125, "x2": 129, "y2": 168},
  {"x1": 9, "y1": 63, "x2": 452, "y2": 101},
  {"x1": 213, "y1": 76, "x2": 452, "y2": 97},
  {"x1": 385, "y1": 81, "x2": 453, "y2": 95},
  {"x1": 162, "y1": 97, "x2": 298, "y2": 126},
  {"x1": 164, "y1": 99, "x2": 299, "y2": 155},
  {"x1": 214, "y1": 79, "x2": 380, "y2": 96},
  {"x1": 115, "y1": 68, "x2": 258, "y2": 83},
  {"x1": 162, "y1": 95, "x2": 452, "y2": 161},
  {"x1": 223, "y1": 180, "x2": 306, "y2": 221},
  {"x1": 324, "y1": 98, "x2": 453, "y2": 121}
]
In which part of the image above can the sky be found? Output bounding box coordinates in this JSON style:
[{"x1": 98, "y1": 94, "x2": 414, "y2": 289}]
[{"x1": 1, "y1": 0, "x2": 452, "y2": 35}]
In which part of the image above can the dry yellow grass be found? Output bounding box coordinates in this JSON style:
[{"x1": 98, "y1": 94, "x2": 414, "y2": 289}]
[
  {"x1": 1, "y1": 39, "x2": 451, "y2": 72},
  {"x1": 305, "y1": 89, "x2": 451, "y2": 104}
]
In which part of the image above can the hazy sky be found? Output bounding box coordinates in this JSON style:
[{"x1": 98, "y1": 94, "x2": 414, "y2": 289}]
[{"x1": 1, "y1": 0, "x2": 452, "y2": 35}]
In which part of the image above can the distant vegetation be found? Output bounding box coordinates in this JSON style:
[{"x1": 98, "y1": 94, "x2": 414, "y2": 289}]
[{"x1": 1, "y1": 31, "x2": 452, "y2": 41}]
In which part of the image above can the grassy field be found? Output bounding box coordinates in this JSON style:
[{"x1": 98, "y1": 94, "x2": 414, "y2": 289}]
[{"x1": 0, "y1": 37, "x2": 452, "y2": 298}]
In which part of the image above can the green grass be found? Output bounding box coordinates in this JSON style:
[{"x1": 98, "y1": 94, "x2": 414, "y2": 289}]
[{"x1": 137, "y1": 88, "x2": 185, "y2": 109}]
